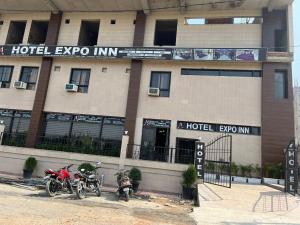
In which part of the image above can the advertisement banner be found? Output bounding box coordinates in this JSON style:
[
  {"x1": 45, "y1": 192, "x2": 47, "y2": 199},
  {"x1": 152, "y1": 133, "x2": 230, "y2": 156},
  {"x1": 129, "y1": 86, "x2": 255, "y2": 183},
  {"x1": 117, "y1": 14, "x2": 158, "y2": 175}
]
[{"x1": 0, "y1": 45, "x2": 266, "y2": 61}]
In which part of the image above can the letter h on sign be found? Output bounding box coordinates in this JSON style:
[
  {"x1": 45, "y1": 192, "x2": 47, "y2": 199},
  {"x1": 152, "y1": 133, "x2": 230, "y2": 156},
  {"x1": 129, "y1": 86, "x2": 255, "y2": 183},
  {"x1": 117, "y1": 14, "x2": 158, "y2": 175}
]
[{"x1": 195, "y1": 141, "x2": 205, "y2": 179}]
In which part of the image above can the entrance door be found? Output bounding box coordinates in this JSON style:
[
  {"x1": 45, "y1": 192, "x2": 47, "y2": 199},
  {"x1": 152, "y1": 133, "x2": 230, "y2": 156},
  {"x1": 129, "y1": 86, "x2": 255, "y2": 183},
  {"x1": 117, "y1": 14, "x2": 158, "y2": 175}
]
[
  {"x1": 140, "y1": 119, "x2": 171, "y2": 162},
  {"x1": 176, "y1": 138, "x2": 197, "y2": 164}
]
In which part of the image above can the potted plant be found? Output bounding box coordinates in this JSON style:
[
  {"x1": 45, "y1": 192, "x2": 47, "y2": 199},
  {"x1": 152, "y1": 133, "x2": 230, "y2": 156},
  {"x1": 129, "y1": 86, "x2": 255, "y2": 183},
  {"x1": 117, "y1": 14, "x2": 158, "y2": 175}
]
[
  {"x1": 23, "y1": 157, "x2": 37, "y2": 179},
  {"x1": 129, "y1": 167, "x2": 142, "y2": 193},
  {"x1": 182, "y1": 164, "x2": 197, "y2": 200}
]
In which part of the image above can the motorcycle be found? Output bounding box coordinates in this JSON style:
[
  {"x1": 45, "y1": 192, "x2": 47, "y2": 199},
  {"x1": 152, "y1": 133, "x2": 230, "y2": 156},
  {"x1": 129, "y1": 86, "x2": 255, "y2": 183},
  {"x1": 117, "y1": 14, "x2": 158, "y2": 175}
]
[
  {"x1": 44, "y1": 164, "x2": 74, "y2": 197},
  {"x1": 73, "y1": 162, "x2": 103, "y2": 199},
  {"x1": 115, "y1": 170, "x2": 133, "y2": 202}
]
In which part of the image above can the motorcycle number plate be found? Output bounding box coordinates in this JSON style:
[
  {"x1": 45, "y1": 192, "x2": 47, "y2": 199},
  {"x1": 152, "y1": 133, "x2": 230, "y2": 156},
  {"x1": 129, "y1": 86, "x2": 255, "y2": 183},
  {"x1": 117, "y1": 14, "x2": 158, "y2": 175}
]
[{"x1": 123, "y1": 188, "x2": 129, "y2": 192}]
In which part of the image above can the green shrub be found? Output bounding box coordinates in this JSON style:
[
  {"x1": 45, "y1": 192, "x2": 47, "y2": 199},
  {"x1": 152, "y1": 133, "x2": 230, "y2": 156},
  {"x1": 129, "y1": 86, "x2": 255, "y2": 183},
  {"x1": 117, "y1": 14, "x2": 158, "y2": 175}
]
[
  {"x1": 239, "y1": 165, "x2": 248, "y2": 177},
  {"x1": 129, "y1": 167, "x2": 142, "y2": 181},
  {"x1": 205, "y1": 162, "x2": 215, "y2": 172},
  {"x1": 24, "y1": 157, "x2": 37, "y2": 171},
  {"x1": 182, "y1": 164, "x2": 197, "y2": 188},
  {"x1": 254, "y1": 164, "x2": 261, "y2": 178},
  {"x1": 231, "y1": 162, "x2": 239, "y2": 176},
  {"x1": 245, "y1": 164, "x2": 254, "y2": 178},
  {"x1": 78, "y1": 163, "x2": 95, "y2": 172},
  {"x1": 266, "y1": 163, "x2": 284, "y2": 179}
]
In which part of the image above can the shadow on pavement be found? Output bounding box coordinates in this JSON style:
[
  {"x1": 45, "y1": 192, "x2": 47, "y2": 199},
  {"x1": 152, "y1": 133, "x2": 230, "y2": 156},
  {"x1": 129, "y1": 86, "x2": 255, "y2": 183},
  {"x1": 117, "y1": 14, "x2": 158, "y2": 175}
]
[{"x1": 252, "y1": 191, "x2": 298, "y2": 212}]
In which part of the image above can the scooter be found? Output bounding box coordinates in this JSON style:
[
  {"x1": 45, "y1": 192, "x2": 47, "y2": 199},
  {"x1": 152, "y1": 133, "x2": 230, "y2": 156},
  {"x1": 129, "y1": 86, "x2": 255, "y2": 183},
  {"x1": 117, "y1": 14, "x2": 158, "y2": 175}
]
[
  {"x1": 115, "y1": 170, "x2": 133, "y2": 202},
  {"x1": 44, "y1": 164, "x2": 74, "y2": 197},
  {"x1": 73, "y1": 162, "x2": 103, "y2": 199}
]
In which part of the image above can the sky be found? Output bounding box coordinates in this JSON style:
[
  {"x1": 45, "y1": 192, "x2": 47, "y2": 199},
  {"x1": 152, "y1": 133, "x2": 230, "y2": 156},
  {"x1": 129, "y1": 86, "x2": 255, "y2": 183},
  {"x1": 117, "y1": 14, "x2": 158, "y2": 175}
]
[{"x1": 293, "y1": 0, "x2": 300, "y2": 86}]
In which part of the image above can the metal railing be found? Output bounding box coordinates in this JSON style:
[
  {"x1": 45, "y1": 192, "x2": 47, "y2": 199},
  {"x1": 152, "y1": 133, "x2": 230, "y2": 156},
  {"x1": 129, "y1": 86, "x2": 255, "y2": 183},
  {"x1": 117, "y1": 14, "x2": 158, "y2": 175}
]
[
  {"x1": 36, "y1": 136, "x2": 121, "y2": 157},
  {"x1": 130, "y1": 144, "x2": 195, "y2": 164},
  {"x1": 1, "y1": 132, "x2": 27, "y2": 147}
]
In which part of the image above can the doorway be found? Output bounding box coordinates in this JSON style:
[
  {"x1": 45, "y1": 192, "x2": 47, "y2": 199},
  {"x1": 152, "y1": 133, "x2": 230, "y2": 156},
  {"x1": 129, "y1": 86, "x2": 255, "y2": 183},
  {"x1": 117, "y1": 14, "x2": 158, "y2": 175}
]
[
  {"x1": 140, "y1": 119, "x2": 170, "y2": 162},
  {"x1": 176, "y1": 138, "x2": 197, "y2": 164}
]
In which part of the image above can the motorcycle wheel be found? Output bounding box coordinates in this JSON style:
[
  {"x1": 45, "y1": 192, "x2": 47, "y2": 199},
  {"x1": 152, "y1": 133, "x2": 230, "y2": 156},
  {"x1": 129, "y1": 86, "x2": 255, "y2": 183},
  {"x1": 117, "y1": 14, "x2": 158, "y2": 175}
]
[
  {"x1": 95, "y1": 183, "x2": 101, "y2": 197},
  {"x1": 46, "y1": 180, "x2": 57, "y2": 197},
  {"x1": 75, "y1": 181, "x2": 86, "y2": 199},
  {"x1": 66, "y1": 180, "x2": 74, "y2": 194},
  {"x1": 124, "y1": 190, "x2": 129, "y2": 202}
]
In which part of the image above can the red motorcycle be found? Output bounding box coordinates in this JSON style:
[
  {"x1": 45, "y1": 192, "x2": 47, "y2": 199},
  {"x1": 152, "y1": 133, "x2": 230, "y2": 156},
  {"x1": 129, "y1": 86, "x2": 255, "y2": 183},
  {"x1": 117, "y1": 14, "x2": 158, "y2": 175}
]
[{"x1": 44, "y1": 164, "x2": 74, "y2": 197}]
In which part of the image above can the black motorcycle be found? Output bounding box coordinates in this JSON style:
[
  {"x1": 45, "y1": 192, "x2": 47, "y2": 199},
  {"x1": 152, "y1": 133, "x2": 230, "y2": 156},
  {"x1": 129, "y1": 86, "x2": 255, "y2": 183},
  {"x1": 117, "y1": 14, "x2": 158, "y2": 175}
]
[
  {"x1": 73, "y1": 162, "x2": 103, "y2": 199},
  {"x1": 115, "y1": 170, "x2": 133, "y2": 202}
]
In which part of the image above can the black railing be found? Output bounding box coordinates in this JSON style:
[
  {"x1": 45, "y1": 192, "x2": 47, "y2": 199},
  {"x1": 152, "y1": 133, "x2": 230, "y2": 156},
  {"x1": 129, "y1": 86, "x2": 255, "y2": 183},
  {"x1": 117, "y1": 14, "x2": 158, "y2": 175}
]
[
  {"x1": 204, "y1": 135, "x2": 232, "y2": 188},
  {"x1": 36, "y1": 136, "x2": 121, "y2": 157},
  {"x1": 130, "y1": 144, "x2": 195, "y2": 164},
  {"x1": 175, "y1": 148, "x2": 195, "y2": 164},
  {"x1": 131, "y1": 144, "x2": 171, "y2": 162},
  {"x1": 1, "y1": 132, "x2": 27, "y2": 147}
]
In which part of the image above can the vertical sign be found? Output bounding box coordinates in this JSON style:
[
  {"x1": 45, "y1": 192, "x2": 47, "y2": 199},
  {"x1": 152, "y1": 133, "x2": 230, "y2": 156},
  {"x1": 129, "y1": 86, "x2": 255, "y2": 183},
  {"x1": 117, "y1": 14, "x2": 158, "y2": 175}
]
[
  {"x1": 195, "y1": 141, "x2": 205, "y2": 179},
  {"x1": 285, "y1": 140, "x2": 298, "y2": 195}
]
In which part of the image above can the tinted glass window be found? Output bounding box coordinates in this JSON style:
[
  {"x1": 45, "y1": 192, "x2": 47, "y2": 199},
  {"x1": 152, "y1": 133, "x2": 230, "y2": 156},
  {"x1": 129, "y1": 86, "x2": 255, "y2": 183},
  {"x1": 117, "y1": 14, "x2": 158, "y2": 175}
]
[
  {"x1": 70, "y1": 69, "x2": 91, "y2": 93},
  {"x1": 0, "y1": 66, "x2": 13, "y2": 88},
  {"x1": 20, "y1": 67, "x2": 39, "y2": 90},
  {"x1": 274, "y1": 71, "x2": 288, "y2": 99},
  {"x1": 150, "y1": 72, "x2": 171, "y2": 97}
]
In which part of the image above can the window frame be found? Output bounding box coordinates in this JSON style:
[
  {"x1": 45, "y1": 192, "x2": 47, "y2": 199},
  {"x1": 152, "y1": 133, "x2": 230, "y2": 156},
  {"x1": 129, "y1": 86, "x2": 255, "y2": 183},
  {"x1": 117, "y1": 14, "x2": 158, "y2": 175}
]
[
  {"x1": 19, "y1": 66, "x2": 39, "y2": 90},
  {"x1": 150, "y1": 71, "x2": 171, "y2": 97},
  {"x1": 0, "y1": 65, "x2": 14, "y2": 88},
  {"x1": 274, "y1": 69, "x2": 288, "y2": 99},
  {"x1": 69, "y1": 68, "x2": 91, "y2": 93}
]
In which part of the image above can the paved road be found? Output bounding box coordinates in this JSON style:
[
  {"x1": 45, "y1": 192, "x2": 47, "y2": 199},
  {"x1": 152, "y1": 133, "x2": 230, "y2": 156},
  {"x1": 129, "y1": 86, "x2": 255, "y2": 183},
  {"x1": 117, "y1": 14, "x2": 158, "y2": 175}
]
[
  {"x1": 0, "y1": 183, "x2": 195, "y2": 225},
  {"x1": 192, "y1": 183, "x2": 300, "y2": 225}
]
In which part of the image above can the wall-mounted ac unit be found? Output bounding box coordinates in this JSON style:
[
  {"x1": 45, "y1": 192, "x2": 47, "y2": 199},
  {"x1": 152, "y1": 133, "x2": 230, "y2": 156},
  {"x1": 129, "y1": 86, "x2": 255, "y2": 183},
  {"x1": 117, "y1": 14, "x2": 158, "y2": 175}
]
[
  {"x1": 65, "y1": 83, "x2": 78, "y2": 92},
  {"x1": 14, "y1": 81, "x2": 27, "y2": 89},
  {"x1": 148, "y1": 87, "x2": 160, "y2": 96}
]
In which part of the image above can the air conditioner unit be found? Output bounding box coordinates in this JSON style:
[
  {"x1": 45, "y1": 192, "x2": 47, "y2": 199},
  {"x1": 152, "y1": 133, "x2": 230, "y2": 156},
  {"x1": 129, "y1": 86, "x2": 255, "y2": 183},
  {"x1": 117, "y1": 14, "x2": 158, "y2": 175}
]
[
  {"x1": 65, "y1": 83, "x2": 78, "y2": 92},
  {"x1": 148, "y1": 87, "x2": 160, "y2": 96},
  {"x1": 14, "y1": 81, "x2": 27, "y2": 89}
]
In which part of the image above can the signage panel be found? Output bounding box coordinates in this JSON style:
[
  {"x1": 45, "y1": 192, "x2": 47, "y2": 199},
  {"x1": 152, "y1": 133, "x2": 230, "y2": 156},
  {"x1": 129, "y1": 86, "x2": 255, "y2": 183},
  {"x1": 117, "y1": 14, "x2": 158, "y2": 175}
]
[
  {"x1": 0, "y1": 45, "x2": 266, "y2": 61},
  {"x1": 195, "y1": 141, "x2": 205, "y2": 179},
  {"x1": 285, "y1": 140, "x2": 298, "y2": 195},
  {"x1": 177, "y1": 121, "x2": 261, "y2": 136}
]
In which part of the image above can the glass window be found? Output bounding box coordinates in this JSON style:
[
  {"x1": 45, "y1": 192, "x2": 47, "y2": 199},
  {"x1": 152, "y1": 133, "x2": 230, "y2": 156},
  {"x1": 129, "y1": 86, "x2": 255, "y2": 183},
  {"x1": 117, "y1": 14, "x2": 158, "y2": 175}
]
[
  {"x1": 70, "y1": 69, "x2": 90, "y2": 93},
  {"x1": 181, "y1": 69, "x2": 261, "y2": 77},
  {"x1": 150, "y1": 72, "x2": 171, "y2": 97},
  {"x1": 274, "y1": 71, "x2": 288, "y2": 99},
  {"x1": 185, "y1": 18, "x2": 205, "y2": 25},
  {"x1": 0, "y1": 66, "x2": 13, "y2": 88},
  {"x1": 19, "y1": 67, "x2": 39, "y2": 90}
]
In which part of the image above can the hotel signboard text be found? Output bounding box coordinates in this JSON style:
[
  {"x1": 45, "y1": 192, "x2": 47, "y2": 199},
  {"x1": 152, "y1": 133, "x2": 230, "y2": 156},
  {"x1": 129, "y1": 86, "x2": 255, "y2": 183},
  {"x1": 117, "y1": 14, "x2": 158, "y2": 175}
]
[{"x1": 0, "y1": 45, "x2": 266, "y2": 62}]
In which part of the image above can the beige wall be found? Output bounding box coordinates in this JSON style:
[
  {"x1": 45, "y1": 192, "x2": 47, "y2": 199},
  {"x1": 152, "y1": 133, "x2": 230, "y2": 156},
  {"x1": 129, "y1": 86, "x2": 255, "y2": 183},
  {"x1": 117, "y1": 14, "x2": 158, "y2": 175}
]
[
  {"x1": 134, "y1": 61, "x2": 262, "y2": 165},
  {"x1": 44, "y1": 58, "x2": 130, "y2": 117},
  {"x1": 143, "y1": 10, "x2": 262, "y2": 48},
  {"x1": 0, "y1": 57, "x2": 41, "y2": 110},
  {"x1": 0, "y1": 146, "x2": 187, "y2": 193},
  {"x1": 57, "y1": 12, "x2": 136, "y2": 46},
  {"x1": 0, "y1": 12, "x2": 50, "y2": 45}
]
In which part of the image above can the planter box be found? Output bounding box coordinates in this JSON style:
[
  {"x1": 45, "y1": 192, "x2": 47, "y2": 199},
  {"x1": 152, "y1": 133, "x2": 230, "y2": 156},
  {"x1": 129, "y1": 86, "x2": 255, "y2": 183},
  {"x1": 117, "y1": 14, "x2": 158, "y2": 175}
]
[
  {"x1": 247, "y1": 178, "x2": 262, "y2": 184},
  {"x1": 263, "y1": 177, "x2": 280, "y2": 184},
  {"x1": 232, "y1": 176, "x2": 247, "y2": 183},
  {"x1": 278, "y1": 179, "x2": 285, "y2": 185}
]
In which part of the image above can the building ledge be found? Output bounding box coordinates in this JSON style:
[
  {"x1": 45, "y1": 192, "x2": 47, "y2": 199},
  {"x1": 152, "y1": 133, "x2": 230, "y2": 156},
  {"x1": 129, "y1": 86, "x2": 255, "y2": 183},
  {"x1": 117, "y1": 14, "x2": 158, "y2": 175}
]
[{"x1": 266, "y1": 52, "x2": 294, "y2": 63}]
